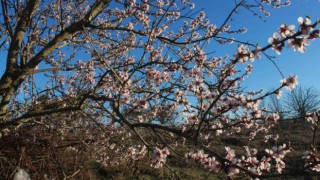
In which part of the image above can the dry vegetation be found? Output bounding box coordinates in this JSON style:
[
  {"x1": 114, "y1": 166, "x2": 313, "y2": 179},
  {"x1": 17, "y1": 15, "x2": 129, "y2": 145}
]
[{"x1": 1, "y1": 119, "x2": 320, "y2": 180}]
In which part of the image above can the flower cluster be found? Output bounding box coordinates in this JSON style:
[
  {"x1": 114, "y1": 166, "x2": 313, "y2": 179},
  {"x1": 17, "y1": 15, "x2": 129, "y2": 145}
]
[
  {"x1": 281, "y1": 75, "x2": 298, "y2": 91},
  {"x1": 127, "y1": 145, "x2": 148, "y2": 160},
  {"x1": 151, "y1": 148, "x2": 170, "y2": 168},
  {"x1": 265, "y1": 113, "x2": 280, "y2": 126},
  {"x1": 269, "y1": 17, "x2": 319, "y2": 54},
  {"x1": 136, "y1": 10, "x2": 150, "y2": 28},
  {"x1": 146, "y1": 67, "x2": 170, "y2": 85},
  {"x1": 302, "y1": 151, "x2": 320, "y2": 172},
  {"x1": 268, "y1": 32, "x2": 284, "y2": 55},
  {"x1": 265, "y1": 144, "x2": 291, "y2": 173},
  {"x1": 260, "y1": 0, "x2": 291, "y2": 8},
  {"x1": 239, "y1": 146, "x2": 268, "y2": 175},
  {"x1": 185, "y1": 150, "x2": 221, "y2": 172},
  {"x1": 234, "y1": 44, "x2": 254, "y2": 63},
  {"x1": 189, "y1": 11, "x2": 206, "y2": 30},
  {"x1": 225, "y1": 147, "x2": 240, "y2": 176},
  {"x1": 278, "y1": 24, "x2": 295, "y2": 38},
  {"x1": 287, "y1": 37, "x2": 309, "y2": 53},
  {"x1": 298, "y1": 16, "x2": 313, "y2": 35},
  {"x1": 185, "y1": 145, "x2": 292, "y2": 177},
  {"x1": 306, "y1": 112, "x2": 320, "y2": 125},
  {"x1": 205, "y1": 24, "x2": 217, "y2": 37}
]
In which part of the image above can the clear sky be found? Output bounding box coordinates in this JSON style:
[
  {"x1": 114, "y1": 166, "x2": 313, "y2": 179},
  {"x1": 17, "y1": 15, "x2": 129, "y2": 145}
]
[
  {"x1": 0, "y1": 0, "x2": 319, "y2": 94},
  {"x1": 194, "y1": 0, "x2": 320, "y2": 92}
]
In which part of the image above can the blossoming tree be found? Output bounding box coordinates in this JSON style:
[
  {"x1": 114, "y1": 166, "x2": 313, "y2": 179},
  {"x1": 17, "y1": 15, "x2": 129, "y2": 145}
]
[{"x1": 0, "y1": 0, "x2": 320, "y2": 179}]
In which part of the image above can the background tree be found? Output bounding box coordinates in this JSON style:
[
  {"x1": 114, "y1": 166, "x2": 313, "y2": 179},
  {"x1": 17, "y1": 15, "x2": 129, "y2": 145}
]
[{"x1": 284, "y1": 86, "x2": 320, "y2": 120}]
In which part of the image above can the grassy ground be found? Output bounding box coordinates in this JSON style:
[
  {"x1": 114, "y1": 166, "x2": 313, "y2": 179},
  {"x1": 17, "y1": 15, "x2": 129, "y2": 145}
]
[{"x1": 1, "y1": 120, "x2": 320, "y2": 179}]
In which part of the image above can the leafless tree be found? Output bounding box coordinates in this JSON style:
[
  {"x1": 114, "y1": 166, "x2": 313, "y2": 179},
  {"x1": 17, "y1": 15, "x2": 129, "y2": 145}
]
[{"x1": 284, "y1": 86, "x2": 320, "y2": 119}]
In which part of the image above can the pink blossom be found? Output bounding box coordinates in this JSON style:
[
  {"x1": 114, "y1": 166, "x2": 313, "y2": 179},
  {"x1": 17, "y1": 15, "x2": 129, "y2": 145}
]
[
  {"x1": 298, "y1": 16, "x2": 313, "y2": 35},
  {"x1": 268, "y1": 32, "x2": 283, "y2": 54},
  {"x1": 278, "y1": 24, "x2": 295, "y2": 37},
  {"x1": 151, "y1": 148, "x2": 170, "y2": 168},
  {"x1": 281, "y1": 75, "x2": 298, "y2": 90},
  {"x1": 287, "y1": 37, "x2": 309, "y2": 53}
]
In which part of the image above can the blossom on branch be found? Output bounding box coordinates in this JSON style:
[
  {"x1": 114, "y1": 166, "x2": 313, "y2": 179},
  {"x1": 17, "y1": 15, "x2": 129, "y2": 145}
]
[
  {"x1": 278, "y1": 24, "x2": 295, "y2": 38},
  {"x1": 151, "y1": 148, "x2": 170, "y2": 168},
  {"x1": 268, "y1": 32, "x2": 284, "y2": 54},
  {"x1": 281, "y1": 75, "x2": 298, "y2": 91},
  {"x1": 298, "y1": 16, "x2": 313, "y2": 35},
  {"x1": 287, "y1": 37, "x2": 309, "y2": 53}
]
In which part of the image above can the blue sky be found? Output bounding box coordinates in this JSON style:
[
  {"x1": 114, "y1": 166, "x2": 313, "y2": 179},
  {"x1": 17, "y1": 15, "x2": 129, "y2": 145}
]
[
  {"x1": 1, "y1": 0, "x2": 319, "y2": 95},
  {"x1": 194, "y1": 0, "x2": 320, "y2": 92}
]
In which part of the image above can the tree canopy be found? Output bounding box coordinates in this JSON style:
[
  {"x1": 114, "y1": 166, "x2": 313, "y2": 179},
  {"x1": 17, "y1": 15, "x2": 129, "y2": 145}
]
[{"x1": 1, "y1": 0, "x2": 320, "y2": 179}]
